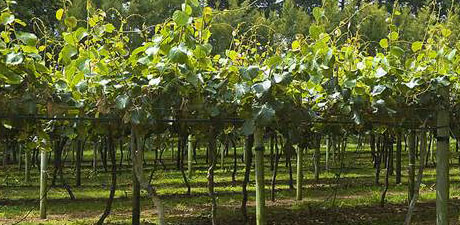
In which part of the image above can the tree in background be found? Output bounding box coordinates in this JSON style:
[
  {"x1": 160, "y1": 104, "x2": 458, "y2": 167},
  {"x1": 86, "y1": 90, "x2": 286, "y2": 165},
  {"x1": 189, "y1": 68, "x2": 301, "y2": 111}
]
[
  {"x1": 8, "y1": 0, "x2": 60, "y2": 33},
  {"x1": 7, "y1": 0, "x2": 460, "y2": 55}
]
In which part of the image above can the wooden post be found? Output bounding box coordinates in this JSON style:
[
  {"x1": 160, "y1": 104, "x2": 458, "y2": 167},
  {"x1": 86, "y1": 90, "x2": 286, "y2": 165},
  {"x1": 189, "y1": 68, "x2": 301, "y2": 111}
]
[
  {"x1": 408, "y1": 130, "x2": 416, "y2": 203},
  {"x1": 131, "y1": 128, "x2": 141, "y2": 225},
  {"x1": 40, "y1": 150, "x2": 48, "y2": 219},
  {"x1": 314, "y1": 139, "x2": 320, "y2": 181},
  {"x1": 25, "y1": 149, "x2": 30, "y2": 183},
  {"x1": 18, "y1": 144, "x2": 22, "y2": 170},
  {"x1": 396, "y1": 131, "x2": 402, "y2": 184},
  {"x1": 76, "y1": 140, "x2": 82, "y2": 187},
  {"x1": 93, "y1": 141, "x2": 98, "y2": 172},
  {"x1": 325, "y1": 135, "x2": 330, "y2": 170},
  {"x1": 436, "y1": 107, "x2": 449, "y2": 225},
  {"x1": 296, "y1": 146, "x2": 303, "y2": 201},
  {"x1": 254, "y1": 127, "x2": 266, "y2": 225},
  {"x1": 188, "y1": 135, "x2": 193, "y2": 178},
  {"x1": 208, "y1": 127, "x2": 218, "y2": 225}
]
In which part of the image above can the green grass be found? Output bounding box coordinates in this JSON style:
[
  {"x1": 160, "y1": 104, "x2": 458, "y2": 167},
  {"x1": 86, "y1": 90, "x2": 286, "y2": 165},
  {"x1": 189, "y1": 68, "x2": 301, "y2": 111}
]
[{"x1": 1, "y1": 141, "x2": 460, "y2": 224}]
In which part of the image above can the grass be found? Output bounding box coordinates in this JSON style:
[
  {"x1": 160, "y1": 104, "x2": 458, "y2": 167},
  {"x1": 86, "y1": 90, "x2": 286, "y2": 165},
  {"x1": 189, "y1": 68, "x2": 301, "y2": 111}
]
[{"x1": 1, "y1": 140, "x2": 460, "y2": 224}]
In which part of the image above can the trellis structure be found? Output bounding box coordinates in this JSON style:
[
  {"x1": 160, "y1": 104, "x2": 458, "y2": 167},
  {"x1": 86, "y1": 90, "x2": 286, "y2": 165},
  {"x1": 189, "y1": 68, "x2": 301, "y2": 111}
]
[{"x1": 1, "y1": 0, "x2": 460, "y2": 224}]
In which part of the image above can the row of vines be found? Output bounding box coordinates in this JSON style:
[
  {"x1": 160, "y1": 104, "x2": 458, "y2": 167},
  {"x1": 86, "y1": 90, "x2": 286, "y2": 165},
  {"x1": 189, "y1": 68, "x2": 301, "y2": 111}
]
[{"x1": 1, "y1": 0, "x2": 460, "y2": 224}]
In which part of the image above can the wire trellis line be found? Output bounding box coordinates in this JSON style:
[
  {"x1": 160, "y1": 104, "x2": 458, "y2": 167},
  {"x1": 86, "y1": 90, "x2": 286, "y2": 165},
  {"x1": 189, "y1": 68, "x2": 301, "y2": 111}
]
[{"x1": 0, "y1": 114, "x2": 453, "y2": 130}]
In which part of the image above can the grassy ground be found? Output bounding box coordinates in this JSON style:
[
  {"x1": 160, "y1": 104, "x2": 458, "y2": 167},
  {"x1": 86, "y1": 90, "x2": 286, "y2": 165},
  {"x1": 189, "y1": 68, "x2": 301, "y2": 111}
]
[{"x1": 1, "y1": 141, "x2": 460, "y2": 224}]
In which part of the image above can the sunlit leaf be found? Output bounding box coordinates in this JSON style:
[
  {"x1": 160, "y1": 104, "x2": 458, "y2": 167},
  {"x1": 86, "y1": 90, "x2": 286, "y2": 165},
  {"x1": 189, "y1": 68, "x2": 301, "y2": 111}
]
[
  {"x1": 375, "y1": 67, "x2": 387, "y2": 78},
  {"x1": 411, "y1": 41, "x2": 423, "y2": 52},
  {"x1": 255, "y1": 104, "x2": 275, "y2": 126},
  {"x1": 388, "y1": 32, "x2": 399, "y2": 41},
  {"x1": 404, "y1": 79, "x2": 419, "y2": 89},
  {"x1": 447, "y1": 49, "x2": 456, "y2": 61},
  {"x1": 64, "y1": 16, "x2": 78, "y2": 28},
  {"x1": 16, "y1": 32, "x2": 38, "y2": 46},
  {"x1": 173, "y1": 10, "x2": 190, "y2": 26},
  {"x1": 5, "y1": 52, "x2": 23, "y2": 65},
  {"x1": 168, "y1": 44, "x2": 188, "y2": 64},
  {"x1": 115, "y1": 94, "x2": 130, "y2": 110},
  {"x1": 379, "y1": 39, "x2": 388, "y2": 49},
  {"x1": 252, "y1": 80, "x2": 271, "y2": 97},
  {"x1": 371, "y1": 85, "x2": 386, "y2": 96},
  {"x1": 0, "y1": 13, "x2": 14, "y2": 25},
  {"x1": 56, "y1": 8, "x2": 64, "y2": 21}
]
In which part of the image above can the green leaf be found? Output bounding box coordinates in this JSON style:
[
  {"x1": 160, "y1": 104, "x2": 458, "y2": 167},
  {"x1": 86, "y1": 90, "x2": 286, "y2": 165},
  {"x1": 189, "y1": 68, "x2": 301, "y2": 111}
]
[
  {"x1": 411, "y1": 41, "x2": 423, "y2": 52},
  {"x1": 115, "y1": 94, "x2": 129, "y2": 110},
  {"x1": 96, "y1": 62, "x2": 108, "y2": 75},
  {"x1": 266, "y1": 55, "x2": 282, "y2": 68},
  {"x1": 56, "y1": 9, "x2": 64, "y2": 21},
  {"x1": 14, "y1": 19, "x2": 26, "y2": 27},
  {"x1": 189, "y1": 0, "x2": 199, "y2": 6},
  {"x1": 312, "y1": 7, "x2": 324, "y2": 21},
  {"x1": 255, "y1": 104, "x2": 275, "y2": 126},
  {"x1": 62, "y1": 66, "x2": 77, "y2": 83},
  {"x1": 21, "y1": 45, "x2": 38, "y2": 53},
  {"x1": 0, "y1": 63, "x2": 22, "y2": 84},
  {"x1": 5, "y1": 52, "x2": 23, "y2": 65},
  {"x1": 310, "y1": 71, "x2": 322, "y2": 84},
  {"x1": 71, "y1": 72, "x2": 84, "y2": 87},
  {"x1": 168, "y1": 44, "x2": 188, "y2": 64},
  {"x1": 388, "y1": 32, "x2": 399, "y2": 41},
  {"x1": 434, "y1": 76, "x2": 450, "y2": 87},
  {"x1": 252, "y1": 80, "x2": 271, "y2": 97},
  {"x1": 226, "y1": 50, "x2": 239, "y2": 61},
  {"x1": 75, "y1": 28, "x2": 88, "y2": 41},
  {"x1": 404, "y1": 79, "x2": 419, "y2": 89},
  {"x1": 0, "y1": 13, "x2": 14, "y2": 25},
  {"x1": 2, "y1": 121, "x2": 12, "y2": 129},
  {"x1": 309, "y1": 25, "x2": 323, "y2": 39},
  {"x1": 274, "y1": 72, "x2": 290, "y2": 84},
  {"x1": 182, "y1": 3, "x2": 193, "y2": 15},
  {"x1": 137, "y1": 56, "x2": 149, "y2": 65},
  {"x1": 447, "y1": 49, "x2": 456, "y2": 61},
  {"x1": 357, "y1": 62, "x2": 365, "y2": 70},
  {"x1": 173, "y1": 10, "x2": 190, "y2": 26},
  {"x1": 130, "y1": 108, "x2": 146, "y2": 125},
  {"x1": 371, "y1": 85, "x2": 386, "y2": 96},
  {"x1": 63, "y1": 32, "x2": 75, "y2": 44},
  {"x1": 131, "y1": 46, "x2": 147, "y2": 56},
  {"x1": 379, "y1": 39, "x2": 388, "y2": 49},
  {"x1": 343, "y1": 79, "x2": 356, "y2": 89},
  {"x1": 292, "y1": 40, "x2": 301, "y2": 50},
  {"x1": 234, "y1": 83, "x2": 249, "y2": 98},
  {"x1": 59, "y1": 45, "x2": 78, "y2": 64},
  {"x1": 148, "y1": 77, "x2": 161, "y2": 86},
  {"x1": 55, "y1": 80, "x2": 68, "y2": 91},
  {"x1": 193, "y1": 45, "x2": 208, "y2": 58},
  {"x1": 35, "y1": 62, "x2": 49, "y2": 73},
  {"x1": 202, "y1": 7, "x2": 213, "y2": 23},
  {"x1": 64, "y1": 16, "x2": 78, "y2": 28},
  {"x1": 16, "y1": 32, "x2": 38, "y2": 46},
  {"x1": 375, "y1": 67, "x2": 387, "y2": 78},
  {"x1": 241, "y1": 66, "x2": 259, "y2": 81},
  {"x1": 441, "y1": 28, "x2": 452, "y2": 37},
  {"x1": 146, "y1": 46, "x2": 160, "y2": 56},
  {"x1": 76, "y1": 57, "x2": 90, "y2": 74},
  {"x1": 390, "y1": 46, "x2": 404, "y2": 57},
  {"x1": 352, "y1": 110, "x2": 362, "y2": 125},
  {"x1": 186, "y1": 73, "x2": 203, "y2": 87},
  {"x1": 241, "y1": 119, "x2": 254, "y2": 136},
  {"x1": 104, "y1": 23, "x2": 116, "y2": 33}
]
